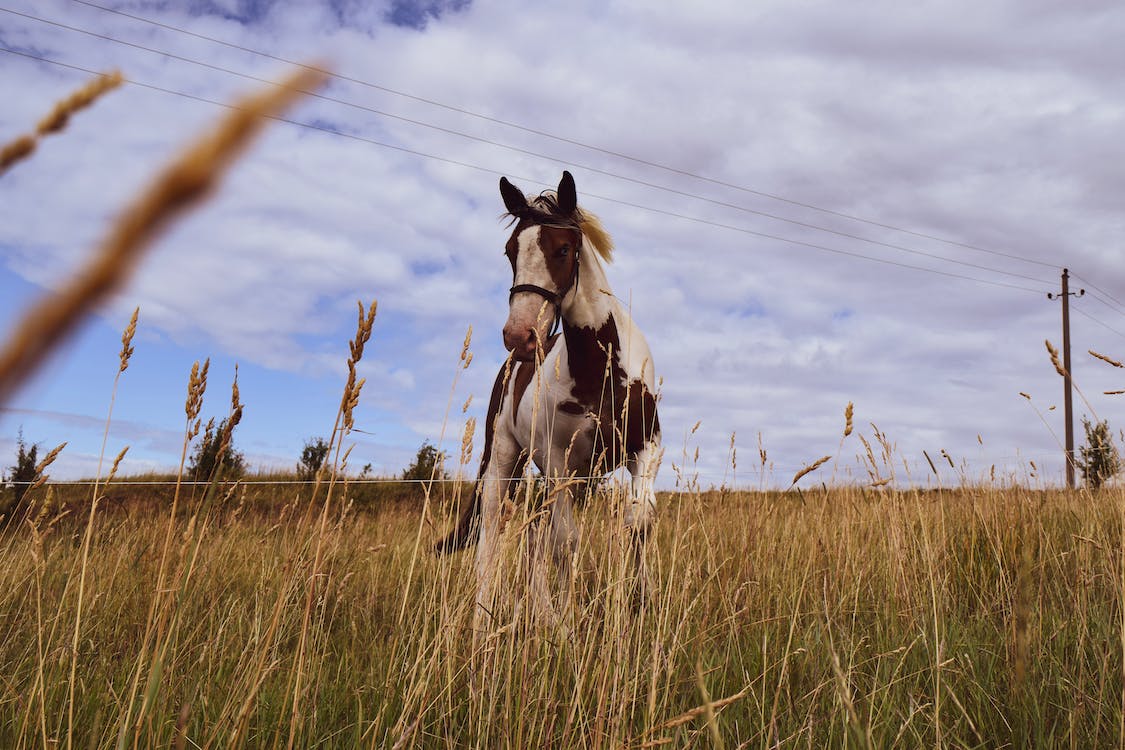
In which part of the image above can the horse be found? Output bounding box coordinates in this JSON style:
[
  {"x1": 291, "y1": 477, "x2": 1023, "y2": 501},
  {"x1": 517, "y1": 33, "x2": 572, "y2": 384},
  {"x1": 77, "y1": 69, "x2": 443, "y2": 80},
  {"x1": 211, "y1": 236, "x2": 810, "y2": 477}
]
[{"x1": 435, "y1": 170, "x2": 662, "y2": 625}]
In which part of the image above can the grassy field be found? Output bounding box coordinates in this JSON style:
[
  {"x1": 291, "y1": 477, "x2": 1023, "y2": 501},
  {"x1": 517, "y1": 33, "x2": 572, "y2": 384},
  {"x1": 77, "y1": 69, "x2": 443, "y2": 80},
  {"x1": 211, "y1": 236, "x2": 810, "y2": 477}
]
[{"x1": 0, "y1": 478, "x2": 1121, "y2": 749}]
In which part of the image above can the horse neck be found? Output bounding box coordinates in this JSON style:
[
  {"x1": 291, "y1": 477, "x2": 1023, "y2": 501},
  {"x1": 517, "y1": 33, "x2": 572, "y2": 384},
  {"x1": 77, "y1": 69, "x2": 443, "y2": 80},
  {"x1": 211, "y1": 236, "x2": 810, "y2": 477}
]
[
  {"x1": 559, "y1": 245, "x2": 630, "y2": 404},
  {"x1": 561, "y1": 243, "x2": 617, "y2": 332}
]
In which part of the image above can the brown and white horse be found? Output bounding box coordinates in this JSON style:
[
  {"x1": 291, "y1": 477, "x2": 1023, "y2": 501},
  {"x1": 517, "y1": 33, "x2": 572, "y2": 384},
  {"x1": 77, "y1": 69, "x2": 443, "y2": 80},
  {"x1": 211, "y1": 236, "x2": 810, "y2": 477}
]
[{"x1": 436, "y1": 171, "x2": 662, "y2": 623}]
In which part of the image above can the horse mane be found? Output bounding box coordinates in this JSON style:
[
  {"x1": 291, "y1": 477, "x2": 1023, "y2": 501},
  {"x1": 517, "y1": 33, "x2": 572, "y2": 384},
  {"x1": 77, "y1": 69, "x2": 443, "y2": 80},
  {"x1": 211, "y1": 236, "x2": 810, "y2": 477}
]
[
  {"x1": 516, "y1": 190, "x2": 614, "y2": 263},
  {"x1": 577, "y1": 210, "x2": 613, "y2": 263}
]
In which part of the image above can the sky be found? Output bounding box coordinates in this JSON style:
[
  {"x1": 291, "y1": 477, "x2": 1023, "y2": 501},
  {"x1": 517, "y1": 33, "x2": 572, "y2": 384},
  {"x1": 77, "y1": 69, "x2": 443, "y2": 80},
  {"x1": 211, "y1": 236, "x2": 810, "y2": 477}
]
[{"x1": 2, "y1": 0, "x2": 1124, "y2": 490}]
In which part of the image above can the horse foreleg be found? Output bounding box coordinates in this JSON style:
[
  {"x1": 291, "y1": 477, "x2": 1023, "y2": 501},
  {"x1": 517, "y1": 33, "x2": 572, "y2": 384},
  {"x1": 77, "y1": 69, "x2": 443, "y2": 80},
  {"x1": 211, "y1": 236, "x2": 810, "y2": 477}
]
[
  {"x1": 625, "y1": 439, "x2": 661, "y2": 602},
  {"x1": 549, "y1": 478, "x2": 579, "y2": 594},
  {"x1": 525, "y1": 469, "x2": 579, "y2": 626},
  {"x1": 474, "y1": 431, "x2": 522, "y2": 636}
]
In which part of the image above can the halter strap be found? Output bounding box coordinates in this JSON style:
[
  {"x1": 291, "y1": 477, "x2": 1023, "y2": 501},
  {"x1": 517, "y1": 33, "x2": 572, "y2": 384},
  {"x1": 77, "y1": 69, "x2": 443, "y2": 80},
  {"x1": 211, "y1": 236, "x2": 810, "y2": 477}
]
[{"x1": 508, "y1": 247, "x2": 581, "y2": 339}]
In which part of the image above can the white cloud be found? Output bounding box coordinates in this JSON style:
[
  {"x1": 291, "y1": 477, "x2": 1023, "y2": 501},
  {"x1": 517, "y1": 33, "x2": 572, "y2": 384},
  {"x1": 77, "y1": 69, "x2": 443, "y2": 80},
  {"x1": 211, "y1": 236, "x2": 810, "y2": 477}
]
[{"x1": 3, "y1": 0, "x2": 1124, "y2": 486}]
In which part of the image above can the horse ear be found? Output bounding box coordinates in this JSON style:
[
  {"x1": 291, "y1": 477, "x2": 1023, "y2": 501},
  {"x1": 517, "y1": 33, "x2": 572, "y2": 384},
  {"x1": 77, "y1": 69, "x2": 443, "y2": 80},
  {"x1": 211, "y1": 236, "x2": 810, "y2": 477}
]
[
  {"x1": 557, "y1": 171, "x2": 577, "y2": 216},
  {"x1": 499, "y1": 176, "x2": 528, "y2": 216}
]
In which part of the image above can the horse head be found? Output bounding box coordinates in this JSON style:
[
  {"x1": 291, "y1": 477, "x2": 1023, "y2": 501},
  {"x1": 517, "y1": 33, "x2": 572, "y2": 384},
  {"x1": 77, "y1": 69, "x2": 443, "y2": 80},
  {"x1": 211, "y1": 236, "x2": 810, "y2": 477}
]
[{"x1": 499, "y1": 171, "x2": 583, "y2": 361}]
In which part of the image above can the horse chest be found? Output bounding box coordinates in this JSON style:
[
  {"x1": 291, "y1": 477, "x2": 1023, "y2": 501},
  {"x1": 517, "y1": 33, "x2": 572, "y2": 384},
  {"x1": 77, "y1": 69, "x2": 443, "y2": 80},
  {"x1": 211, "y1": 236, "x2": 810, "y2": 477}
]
[{"x1": 504, "y1": 347, "x2": 595, "y2": 454}]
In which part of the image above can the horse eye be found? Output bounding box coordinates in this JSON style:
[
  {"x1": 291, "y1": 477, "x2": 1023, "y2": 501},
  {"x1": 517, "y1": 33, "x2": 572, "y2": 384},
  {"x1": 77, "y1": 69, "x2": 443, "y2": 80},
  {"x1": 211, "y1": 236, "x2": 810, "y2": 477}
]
[{"x1": 558, "y1": 245, "x2": 569, "y2": 258}]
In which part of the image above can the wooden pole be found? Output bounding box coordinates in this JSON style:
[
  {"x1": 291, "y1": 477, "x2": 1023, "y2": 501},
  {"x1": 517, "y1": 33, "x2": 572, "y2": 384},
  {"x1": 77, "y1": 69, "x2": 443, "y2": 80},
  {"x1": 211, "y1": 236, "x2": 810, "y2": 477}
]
[{"x1": 1061, "y1": 268, "x2": 1076, "y2": 489}]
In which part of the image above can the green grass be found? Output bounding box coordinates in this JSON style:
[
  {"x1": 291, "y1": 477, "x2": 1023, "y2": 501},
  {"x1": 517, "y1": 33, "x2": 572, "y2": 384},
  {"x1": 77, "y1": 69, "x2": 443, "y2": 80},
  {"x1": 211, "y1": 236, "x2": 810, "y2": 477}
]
[{"x1": 0, "y1": 481, "x2": 1120, "y2": 748}]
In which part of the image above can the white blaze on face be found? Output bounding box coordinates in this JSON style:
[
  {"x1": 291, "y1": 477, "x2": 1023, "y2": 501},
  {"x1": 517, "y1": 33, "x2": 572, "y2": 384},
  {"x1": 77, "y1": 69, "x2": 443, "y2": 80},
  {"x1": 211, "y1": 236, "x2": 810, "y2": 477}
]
[{"x1": 503, "y1": 226, "x2": 558, "y2": 357}]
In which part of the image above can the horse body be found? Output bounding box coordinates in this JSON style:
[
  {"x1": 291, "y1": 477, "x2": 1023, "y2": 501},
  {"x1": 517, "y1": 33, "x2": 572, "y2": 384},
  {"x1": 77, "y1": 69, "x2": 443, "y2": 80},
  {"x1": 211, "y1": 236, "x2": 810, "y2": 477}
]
[{"x1": 437, "y1": 171, "x2": 661, "y2": 622}]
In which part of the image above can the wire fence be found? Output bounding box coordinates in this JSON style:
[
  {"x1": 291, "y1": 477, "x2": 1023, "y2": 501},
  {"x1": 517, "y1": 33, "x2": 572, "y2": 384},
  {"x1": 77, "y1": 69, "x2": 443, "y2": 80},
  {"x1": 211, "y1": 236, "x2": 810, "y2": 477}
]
[{"x1": 0, "y1": 451, "x2": 1092, "y2": 489}]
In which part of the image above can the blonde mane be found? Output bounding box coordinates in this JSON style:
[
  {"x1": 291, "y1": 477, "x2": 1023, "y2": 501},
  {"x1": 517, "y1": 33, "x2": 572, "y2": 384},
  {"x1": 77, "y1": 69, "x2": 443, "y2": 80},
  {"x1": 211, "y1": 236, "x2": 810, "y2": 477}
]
[{"x1": 578, "y1": 210, "x2": 614, "y2": 263}]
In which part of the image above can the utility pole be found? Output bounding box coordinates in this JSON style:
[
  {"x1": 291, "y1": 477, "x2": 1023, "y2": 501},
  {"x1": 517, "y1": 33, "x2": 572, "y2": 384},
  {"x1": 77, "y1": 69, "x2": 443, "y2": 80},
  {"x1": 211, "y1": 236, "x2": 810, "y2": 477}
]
[{"x1": 1047, "y1": 268, "x2": 1084, "y2": 488}]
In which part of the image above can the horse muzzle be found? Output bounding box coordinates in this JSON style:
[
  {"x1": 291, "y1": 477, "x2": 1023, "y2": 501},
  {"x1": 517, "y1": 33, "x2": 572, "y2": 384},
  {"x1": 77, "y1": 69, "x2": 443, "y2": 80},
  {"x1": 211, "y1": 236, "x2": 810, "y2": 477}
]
[{"x1": 502, "y1": 324, "x2": 540, "y2": 361}]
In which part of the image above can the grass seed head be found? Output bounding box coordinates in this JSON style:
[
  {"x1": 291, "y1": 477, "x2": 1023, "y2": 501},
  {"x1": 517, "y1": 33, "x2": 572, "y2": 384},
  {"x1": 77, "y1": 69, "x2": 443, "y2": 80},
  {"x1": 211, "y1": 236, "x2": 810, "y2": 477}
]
[
  {"x1": 2, "y1": 70, "x2": 122, "y2": 177},
  {"x1": 185, "y1": 358, "x2": 210, "y2": 422},
  {"x1": 3, "y1": 65, "x2": 326, "y2": 404},
  {"x1": 461, "y1": 417, "x2": 476, "y2": 465},
  {"x1": 229, "y1": 364, "x2": 242, "y2": 423},
  {"x1": 119, "y1": 307, "x2": 139, "y2": 373},
  {"x1": 1045, "y1": 339, "x2": 1067, "y2": 377},
  {"x1": 217, "y1": 369, "x2": 244, "y2": 458},
  {"x1": 460, "y1": 325, "x2": 472, "y2": 363},
  {"x1": 1089, "y1": 349, "x2": 1123, "y2": 368},
  {"x1": 0, "y1": 64, "x2": 327, "y2": 406},
  {"x1": 36, "y1": 70, "x2": 124, "y2": 135},
  {"x1": 0, "y1": 135, "x2": 36, "y2": 174},
  {"x1": 107, "y1": 446, "x2": 129, "y2": 484},
  {"x1": 790, "y1": 454, "x2": 832, "y2": 487},
  {"x1": 34, "y1": 441, "x2": 67, "y2": 476},
  {"x1": 843, "y1": 401, "x2": 854, "y2": 437}
]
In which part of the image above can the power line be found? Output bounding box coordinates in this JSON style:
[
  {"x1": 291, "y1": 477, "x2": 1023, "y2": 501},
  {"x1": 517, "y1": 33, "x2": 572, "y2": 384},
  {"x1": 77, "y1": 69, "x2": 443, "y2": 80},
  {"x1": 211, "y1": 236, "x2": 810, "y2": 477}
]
[
  {"x1": 0, "y1": 47, "x2": 500, "y2": 172},
  {"x1": 1, "y1": 5, "x2": 1057, "y2": 289},
  {"x1": 82, "y1": 3, "x2": 1055, "y2": 273},
  {"x1": 1074, "y1": 307, "x2": 1125, "y2": 341},
  {"x1": 61, "y1": 0, "x2": 1060, "y2": 272},
  {"x1": 0, "y1": 43, "x2": 1050, "y2": 297},
  {"x1": 1070, "y1": 271, "x2": 1125, "y2": 318},
  {"x1": 574, "y1": 191, "x2": 1048, "y2": 294},
  {"x1": 1079, "y1": 288, "x2": 1125, "y2": 321}
]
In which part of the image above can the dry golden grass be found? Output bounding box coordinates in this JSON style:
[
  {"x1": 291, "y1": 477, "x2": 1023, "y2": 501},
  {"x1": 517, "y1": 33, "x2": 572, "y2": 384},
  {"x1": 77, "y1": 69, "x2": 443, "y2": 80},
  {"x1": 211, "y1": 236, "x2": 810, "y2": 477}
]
[
  {"x1": 35, "y1": 71, "x2": 125, "y2": 136},
  {"x1": 1090, "y1": 349, "x2": 1124, "y2": 368},
  {"x1": 0, "y1": 134, "x2": 36, "y2": 172},
  {"x1": 0, "y1": 70, "x2": 123, "y2": 176},
  {"x1": 2, "y1": 476, "x2": 1122, "y2": 748},
  {"x1": 1046, "y1": 339, "x2": 1067, "y2": 377},
  {"x1": 1, "y1": 283, "x2": 1122, "y2": 747},
  {"x1": 0, "y1": 65, "x2": 326, "y2": 404},
  {"x1": 790, "y1": 454, "x2": 832, "y2": 487}
]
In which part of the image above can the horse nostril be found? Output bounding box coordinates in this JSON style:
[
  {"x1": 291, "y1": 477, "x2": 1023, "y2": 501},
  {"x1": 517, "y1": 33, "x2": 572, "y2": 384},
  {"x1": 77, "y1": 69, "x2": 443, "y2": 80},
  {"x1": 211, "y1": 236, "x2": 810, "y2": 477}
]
[{"x1": 503, "y1": 324, "x2": 528, "y2": 350}]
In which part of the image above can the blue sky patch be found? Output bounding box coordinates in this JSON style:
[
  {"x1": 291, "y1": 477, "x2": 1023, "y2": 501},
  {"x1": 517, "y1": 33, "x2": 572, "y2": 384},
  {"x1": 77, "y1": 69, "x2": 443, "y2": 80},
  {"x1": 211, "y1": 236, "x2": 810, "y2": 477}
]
[{"x1": 386, "y1": 0, "x2": 470, "y2": 30}]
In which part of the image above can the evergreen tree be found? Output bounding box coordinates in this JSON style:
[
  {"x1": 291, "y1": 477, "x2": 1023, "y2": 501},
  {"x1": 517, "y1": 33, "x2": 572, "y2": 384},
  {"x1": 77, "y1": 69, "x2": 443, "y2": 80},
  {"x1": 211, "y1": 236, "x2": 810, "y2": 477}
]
[{"x1": 1077, "y1": 416, "x2": 1120, "y2": 490}]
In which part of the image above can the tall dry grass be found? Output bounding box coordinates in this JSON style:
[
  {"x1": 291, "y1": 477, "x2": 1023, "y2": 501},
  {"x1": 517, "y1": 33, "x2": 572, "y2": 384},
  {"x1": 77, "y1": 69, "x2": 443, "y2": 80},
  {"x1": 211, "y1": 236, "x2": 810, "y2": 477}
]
[
  {"x1": 6, "y1": 311, "x2": 1122, "y2": 747},
  {"x1": 2, "y1": 288, "x2": 1123, "y2": 747},
  {"x1": 3, "y1": 322, "x2": 1124, "y2": 747},
  {"x1": 0, "y1": 65, "x2": 326, "y2": 404},
  {"x1": 2, "y1": 465, "x2": 1122, "y2": 747},
  {"x1": 0, "y1": 70, "x2": 123, "y2": 176}
]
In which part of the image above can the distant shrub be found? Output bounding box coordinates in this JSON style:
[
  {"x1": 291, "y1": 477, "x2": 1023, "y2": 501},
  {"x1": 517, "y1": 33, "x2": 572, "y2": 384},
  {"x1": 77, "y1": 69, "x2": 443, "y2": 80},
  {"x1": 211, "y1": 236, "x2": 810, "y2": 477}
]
[
  {"x1": 7, "y1": 428, "x2": 38, "y2": 507},
  {"x1": 402, "y1": 441, "x2": 446, "y2": 483},
  {"x1": 298, "y1": 437, "x2": 330, "y2": 481},
  {"x1": 188, "y1": 418, "x2": 246, "y2": 481}
]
